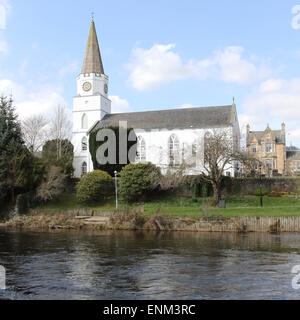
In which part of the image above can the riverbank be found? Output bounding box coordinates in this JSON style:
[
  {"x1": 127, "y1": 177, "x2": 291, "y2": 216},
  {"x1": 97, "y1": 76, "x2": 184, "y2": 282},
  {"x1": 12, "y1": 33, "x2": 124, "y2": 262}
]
[
  {"x1": 35, "y1": 194, "x2": 300, "y2": 217},
  {"x1": 1, "y1": 210, "x2": 300, "y2": 233}
]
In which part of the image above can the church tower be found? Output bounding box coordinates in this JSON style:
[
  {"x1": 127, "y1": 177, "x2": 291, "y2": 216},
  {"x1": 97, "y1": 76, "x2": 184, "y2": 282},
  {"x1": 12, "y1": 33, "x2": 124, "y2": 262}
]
[{"x1": 72, "y1": 19, "x2": 111, "y2": 178}]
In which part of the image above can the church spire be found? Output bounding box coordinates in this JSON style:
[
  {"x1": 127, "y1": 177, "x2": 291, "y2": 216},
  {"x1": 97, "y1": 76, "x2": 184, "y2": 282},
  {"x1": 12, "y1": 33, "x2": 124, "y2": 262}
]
[{"x1": 81, "y1": 19, "x2": 105, "y2": 75}]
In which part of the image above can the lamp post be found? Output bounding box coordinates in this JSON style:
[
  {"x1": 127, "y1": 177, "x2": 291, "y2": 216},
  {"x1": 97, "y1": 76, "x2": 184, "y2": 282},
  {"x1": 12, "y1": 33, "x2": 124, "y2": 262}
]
[
  {"x1": 259, "y1": 164, "x2": 263, "y2": 208},
  {"x1": 114, "y1": 171, "x2": 118, "y2": 211}
]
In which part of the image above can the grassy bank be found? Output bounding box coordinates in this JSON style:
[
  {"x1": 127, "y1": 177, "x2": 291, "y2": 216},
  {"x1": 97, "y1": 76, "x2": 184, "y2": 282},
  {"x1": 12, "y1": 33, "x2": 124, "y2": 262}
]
[{"x1": 35, "y1": 193, "x2": 300, "y2": 218}]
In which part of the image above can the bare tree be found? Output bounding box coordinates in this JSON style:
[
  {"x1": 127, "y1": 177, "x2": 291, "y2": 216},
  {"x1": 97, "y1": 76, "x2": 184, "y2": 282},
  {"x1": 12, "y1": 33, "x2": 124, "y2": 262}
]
[
  {"x1": 160, "y1": 164, "x2": 189, "y2": 191},
  {"x1": 22, "y1": 115, "x2": 48, "y2": 153},
  {"x1": 36, "y1": 166, "x2": 66, "y2": 202},
  {"x1": 200, "y1": 129, "x2": 242, "y2": 206},
  {"x1": 50, "y1": 105, "x2": 72, "y2": 160},
  {"x1": 239, "y1": 151, "x2": 263, "y2": 177}
]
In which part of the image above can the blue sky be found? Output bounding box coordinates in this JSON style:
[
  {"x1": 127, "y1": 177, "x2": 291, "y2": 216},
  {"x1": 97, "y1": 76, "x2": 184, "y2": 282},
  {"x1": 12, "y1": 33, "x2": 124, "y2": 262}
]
[{"x1": 1, "y1": 0, "x2": 300, "y2": 145}]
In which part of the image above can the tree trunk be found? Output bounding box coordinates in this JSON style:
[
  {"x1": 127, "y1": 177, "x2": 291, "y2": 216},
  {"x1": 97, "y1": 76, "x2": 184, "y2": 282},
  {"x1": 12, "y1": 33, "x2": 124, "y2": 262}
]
[
  {"x1": 11, "y1": 188, "x2": 15, "y2": 206},
  {"x1": 212, "y1": 182, "x2": 221, "y2": 207}
]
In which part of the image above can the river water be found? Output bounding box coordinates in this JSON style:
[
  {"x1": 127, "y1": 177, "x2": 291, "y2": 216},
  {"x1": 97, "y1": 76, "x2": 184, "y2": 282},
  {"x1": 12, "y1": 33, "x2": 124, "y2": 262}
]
[{"x1": 0, "y1": 230, "x2": 300, "y2": 300}]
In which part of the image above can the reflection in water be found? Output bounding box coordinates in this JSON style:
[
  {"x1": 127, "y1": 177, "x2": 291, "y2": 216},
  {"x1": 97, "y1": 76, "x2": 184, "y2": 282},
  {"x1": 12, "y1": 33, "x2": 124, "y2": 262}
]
[{"x1": 0, "y1": 230, "x2": 300, "y2": 300}]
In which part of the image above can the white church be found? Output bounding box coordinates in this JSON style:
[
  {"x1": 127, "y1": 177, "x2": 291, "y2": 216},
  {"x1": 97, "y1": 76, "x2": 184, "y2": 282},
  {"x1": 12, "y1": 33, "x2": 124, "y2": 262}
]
[{"x1": 72, "y1": 20, "x2": 241, "y2": 178}]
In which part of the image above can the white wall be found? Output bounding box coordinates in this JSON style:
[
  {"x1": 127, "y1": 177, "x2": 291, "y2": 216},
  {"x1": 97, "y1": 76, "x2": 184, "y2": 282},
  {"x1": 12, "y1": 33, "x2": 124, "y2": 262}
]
[
  {"x1": 135, "y1": 125, "x2": 238, "y2": 177},
  {"x1": 72, "y1": 72, "x2": 111, "y2": 178}
]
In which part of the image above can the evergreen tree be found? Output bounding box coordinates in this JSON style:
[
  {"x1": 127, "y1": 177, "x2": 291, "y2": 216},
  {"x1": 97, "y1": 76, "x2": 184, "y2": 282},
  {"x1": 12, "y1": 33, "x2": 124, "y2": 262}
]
[
  {"x1": 89, "y1": 126, "x2": 137, "y2": 177},
  {"x1": 0, "y1": 96, "x2": 31, "y2": 204},
  {"x1": 42, "y1": 139, "x2": 74, "y2": 177}
]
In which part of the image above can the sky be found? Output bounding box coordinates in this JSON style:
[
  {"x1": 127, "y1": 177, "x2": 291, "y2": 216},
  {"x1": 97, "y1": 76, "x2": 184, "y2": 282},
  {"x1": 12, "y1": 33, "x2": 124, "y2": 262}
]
[{"x1": 1, "y1": 0, "x2": 300, "y2": 146}]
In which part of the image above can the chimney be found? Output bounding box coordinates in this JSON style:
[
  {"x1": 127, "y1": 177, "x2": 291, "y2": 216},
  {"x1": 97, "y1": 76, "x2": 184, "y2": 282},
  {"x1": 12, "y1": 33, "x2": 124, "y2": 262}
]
[
  {"x1": 246, "y1": 124, "x2": 250, "y2": 146},
  {"x1": 281, "y1": 122, "x2": 286, "y2": 145}
]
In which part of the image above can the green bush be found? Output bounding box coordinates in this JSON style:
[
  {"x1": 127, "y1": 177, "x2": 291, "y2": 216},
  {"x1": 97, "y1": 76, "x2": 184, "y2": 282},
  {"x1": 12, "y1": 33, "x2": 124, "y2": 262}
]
[
  {"x1": 119, "y1": 163, "x2": 161, "y2": 202},
  {"x1": 254, "y1": 187, "x2": 269, "y2": 197},
  {"x1": 76, "y1": 170, "x2": 114, "y2": 204}
]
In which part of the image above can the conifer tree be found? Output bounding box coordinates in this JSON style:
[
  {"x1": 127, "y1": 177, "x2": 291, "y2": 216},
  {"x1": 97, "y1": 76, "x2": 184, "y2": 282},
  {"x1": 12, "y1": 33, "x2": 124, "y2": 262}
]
[{"x1": 0, "y1": 96, "x2": 30, "y2": 204}]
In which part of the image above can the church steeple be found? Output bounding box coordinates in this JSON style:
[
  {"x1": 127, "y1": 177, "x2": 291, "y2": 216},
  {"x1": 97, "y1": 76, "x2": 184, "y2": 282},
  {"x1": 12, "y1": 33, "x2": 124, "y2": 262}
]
[{"x1": 81, "y1": 20, "x2": 105, "y2": 75}]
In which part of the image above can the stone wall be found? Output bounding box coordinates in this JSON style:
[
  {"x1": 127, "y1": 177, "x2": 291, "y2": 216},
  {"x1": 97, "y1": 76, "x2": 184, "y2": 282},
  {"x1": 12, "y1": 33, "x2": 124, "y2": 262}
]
[{"x1": 177, "y1": 177, "x2": 299, "y2": 197}]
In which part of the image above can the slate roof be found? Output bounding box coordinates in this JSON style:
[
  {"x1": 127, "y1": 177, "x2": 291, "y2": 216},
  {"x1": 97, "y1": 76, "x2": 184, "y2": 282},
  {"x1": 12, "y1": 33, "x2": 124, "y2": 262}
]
[
  {"x1": 247, "y1": 130, "x2": 283, "y2": 146},
  {"x1": 81, "y1": 20, "x2": 105, "y2": 75},
  {"x1": 91, "y1": 105, "x2": 235, "y2": 132},
  {"x1": 287, "y1": 150, "x2": 300, "y2": 161}
]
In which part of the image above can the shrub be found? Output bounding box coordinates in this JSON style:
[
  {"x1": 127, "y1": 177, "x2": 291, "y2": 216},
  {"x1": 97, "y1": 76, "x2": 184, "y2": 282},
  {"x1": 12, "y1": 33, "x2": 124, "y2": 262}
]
[
  {"x1": 37, "y1": 166, "x2": 67, "y2": 202},
  {"x1": 268, "y1": 191, "x2": 283, "y2": 198},
  {"x1": 42, "y1": 139, "x2": 74, "y2": 177},
  {"x1": 119, "y1": 163, "x2": 161, "y2": 202},
  {"x1": 15, "y1": 193, "x2": 30, "y2": 215},
  {"x1": 254, "y1": 187, "x2": 269, "y2": 197},
  {"x1": 76, "y1": 170, "x2": 114, "y2": 204}
]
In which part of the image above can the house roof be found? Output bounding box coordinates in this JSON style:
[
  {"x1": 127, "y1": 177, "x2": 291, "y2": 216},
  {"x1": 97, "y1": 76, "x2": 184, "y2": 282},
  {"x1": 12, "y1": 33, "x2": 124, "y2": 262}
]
[
  {"x1": 287, "y1": 150, "x2": 300, "y2": 161},
  {"x1": 91, "y1": 105, "x2": 236, "y2": 132},
  {"x1": 81, "y1": 20, "x2": 105, "y2": 75},
  {"x1": 247, "y1": 130, "x2": 284, "y2": 146}
]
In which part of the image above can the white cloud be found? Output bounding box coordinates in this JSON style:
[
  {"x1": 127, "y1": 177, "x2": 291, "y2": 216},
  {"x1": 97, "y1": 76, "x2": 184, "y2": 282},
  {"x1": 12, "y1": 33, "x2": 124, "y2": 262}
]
[
  {"x1": 109, "y1": 95, "x2": 131, "y2": 113},
  {"x1": 179, "y1": 103, "x2": 198, "y2": 109},
  {"x1": 0, "y1": 35, "x2": 7, "y2": 52},
  {"x1": 243, "y1": 78, "x2": 300, "y2": 119},
  {"x1": 59, "y1": 60, "x2": 79, "y2": 77},
  {"x1": 259, "y1": 78, "x2": 284, "y2": 93},
  {"x1": 289, "y1": 128, "x2": 300, "y2": 145},
  {"x1": 0, "y1": 78, "x2": 68, "y2": 121},
  {"x1": 127, "y1": 44, "x2": 270, "y2": 91},
  {"x1": 241, "y1": 78, "x2": 300, "y2": 146},
  {"x1": 0, "y1": 0, "x2": 11, "y2": 54},
  {"x1": 0, "y1": 0, "x2": 10, "y2": 30}
]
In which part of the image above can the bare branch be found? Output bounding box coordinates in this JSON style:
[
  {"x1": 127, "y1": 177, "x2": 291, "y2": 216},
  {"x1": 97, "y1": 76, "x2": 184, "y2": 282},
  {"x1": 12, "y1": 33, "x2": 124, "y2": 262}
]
[{"x1": 22, "y1": 115, "x2": 48, "y2": 153}]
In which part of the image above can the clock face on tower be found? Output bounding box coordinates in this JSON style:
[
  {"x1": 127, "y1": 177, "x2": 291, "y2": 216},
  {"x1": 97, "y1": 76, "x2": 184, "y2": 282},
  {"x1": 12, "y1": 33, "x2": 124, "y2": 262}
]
[
  {"x1": 104, "y1": 84, "x2": 108, "y2": 94},
  {"x1": 83, "y1": 82, "x2": 92, "y2": 92}
]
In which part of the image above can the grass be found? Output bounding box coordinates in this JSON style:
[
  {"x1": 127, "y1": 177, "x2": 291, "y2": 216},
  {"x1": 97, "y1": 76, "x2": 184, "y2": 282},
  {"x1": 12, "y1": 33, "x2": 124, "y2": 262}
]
[{"x1": 36, "y1": 193, "x2": 300, "y2": 218}]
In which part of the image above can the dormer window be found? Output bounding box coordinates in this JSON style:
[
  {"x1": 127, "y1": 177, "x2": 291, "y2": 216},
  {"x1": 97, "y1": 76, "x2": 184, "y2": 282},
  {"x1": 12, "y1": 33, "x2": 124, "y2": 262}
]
[{"x1": 252, "y1": 144, "x2": 257, "y2": 153}]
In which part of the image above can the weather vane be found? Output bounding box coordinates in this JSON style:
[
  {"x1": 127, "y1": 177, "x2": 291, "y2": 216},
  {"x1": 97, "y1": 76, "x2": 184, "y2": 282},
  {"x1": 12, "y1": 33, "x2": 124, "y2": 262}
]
[{"x1": 91, "y1": 12, "x2": 95, "y2": 21}]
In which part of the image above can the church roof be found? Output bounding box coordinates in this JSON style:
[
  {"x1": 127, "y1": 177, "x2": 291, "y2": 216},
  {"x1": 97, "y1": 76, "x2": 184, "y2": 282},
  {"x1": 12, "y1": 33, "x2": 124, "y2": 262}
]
[
  {"x1": 81, "y1": 20, "x2": 104, "y2": 75},
  {"x1": 91, "y1": 105, "x2": 236, "y2": 132}
]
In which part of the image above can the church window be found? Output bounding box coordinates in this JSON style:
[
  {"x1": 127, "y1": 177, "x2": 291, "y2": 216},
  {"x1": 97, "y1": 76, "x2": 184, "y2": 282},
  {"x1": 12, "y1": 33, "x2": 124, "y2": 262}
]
[
  {"x1": 82, "y1": 114, "x2": 88, "y2": 129},
  {"x1": 192, "y1": 144, "x2": 197, "y2": 157},
  {"x1": 81, "y1": 162, "x2": 87, "y2": 176},
  {"x1": 169, "y1": 134, "x2": 180, "y2": 167},
  {"x1": 137, "y1": 136, "x2": 146, "y2": 163},
  {"x1": 82, "y1": 137, "x2": 88, "y2": 152}
]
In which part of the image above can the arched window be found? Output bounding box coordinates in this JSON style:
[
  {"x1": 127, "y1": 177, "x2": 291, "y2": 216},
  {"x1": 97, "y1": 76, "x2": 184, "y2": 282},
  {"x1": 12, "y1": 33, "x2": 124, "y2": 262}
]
[
  {"x1": 81, "y1": 162, "x2": 87, "y2": 177},
  {"x1": 136, "y1": 136, "x2": 146, "y2": 163},
  {"x1": 168, "y1": 134, "x2": 180, "y2": 167},
  {"x1": 82, "y1": 113, "x2": 88, "y2": 129},
  {"x1": 82, "y1": 137, "x2": 87, "y2": 152}
]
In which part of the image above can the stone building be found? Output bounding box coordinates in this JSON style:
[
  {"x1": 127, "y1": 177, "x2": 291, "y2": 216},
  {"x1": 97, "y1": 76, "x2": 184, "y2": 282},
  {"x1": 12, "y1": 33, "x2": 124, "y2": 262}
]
[
  {"x1": 246, "y1": 123, "x2": 286, "y2": 176},
  {"x1": 286, "y1": 147, "x2": 300, "y2": 175}
]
